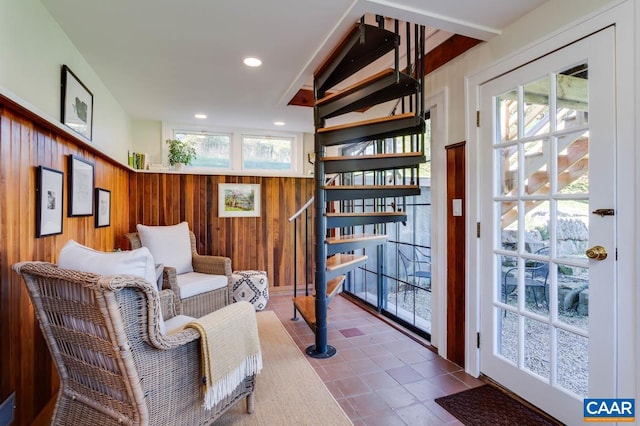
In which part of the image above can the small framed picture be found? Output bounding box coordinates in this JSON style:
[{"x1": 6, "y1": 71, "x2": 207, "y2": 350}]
[
  {"x1": 36, "y1": 166, "x2": 64, "y2": 237},
  {"x1": 68, "y1": 155, "x2": 95, "y2": 217},
  {"x1": 61, "y1": 65, "x2": 94, "y2": 140},
  {"x1": 219, "y1": 183, "x2": 261, "y2": 217},
  {"x1": 94, "y1": 188, "x2": 111, "y2": 228}
]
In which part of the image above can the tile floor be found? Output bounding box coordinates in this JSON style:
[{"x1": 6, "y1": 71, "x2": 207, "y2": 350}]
[{"x1": 266, "y1": 292, "x2": 486, "y2": 425}]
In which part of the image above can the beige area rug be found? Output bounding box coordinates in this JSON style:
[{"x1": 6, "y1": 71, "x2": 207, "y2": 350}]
[{"x1": 215, "y1": 311, "x2": 353, "y2": 425}]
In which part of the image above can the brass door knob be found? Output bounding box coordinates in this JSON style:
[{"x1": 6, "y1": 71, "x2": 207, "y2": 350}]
[{"x1": 586, "y1": 245, "x2": 607, "y2": 260}]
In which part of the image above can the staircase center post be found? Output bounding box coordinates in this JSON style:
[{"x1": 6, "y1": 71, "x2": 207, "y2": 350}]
[{"x1": 306, "y1": 139, "x2": 336, "y2": 359}]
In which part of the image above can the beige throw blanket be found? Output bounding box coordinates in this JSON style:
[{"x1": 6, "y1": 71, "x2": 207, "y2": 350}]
[{"x1": 186, "y1": 301, "x2": 262, "y2": 409}]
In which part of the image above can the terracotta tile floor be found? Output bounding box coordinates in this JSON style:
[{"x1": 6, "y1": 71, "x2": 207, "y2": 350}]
[{"x1": 265, "y1": 292, "x2": 486, "y2": 425}]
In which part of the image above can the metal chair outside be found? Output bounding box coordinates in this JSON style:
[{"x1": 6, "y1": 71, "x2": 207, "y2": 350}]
[{"x1": 398, "y1": 246, "x2": 432, "y2": 300}]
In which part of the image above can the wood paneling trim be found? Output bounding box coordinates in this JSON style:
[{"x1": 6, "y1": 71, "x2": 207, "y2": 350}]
[
  {"x1": 1, "y1": 98, "x2": 316, "y2": 425},
  {"x1": 128, "y1": 174, "x2": 315, "y2": 289},
  {"x1": 446, "y1": 142, "x2": 466, "y2": 368},
  {"x1": 0, "y1": 103, "x2": 132, "y2": 425},
  {"x1": 0, "y1": 94, "x2": 126, "y2": 169}
]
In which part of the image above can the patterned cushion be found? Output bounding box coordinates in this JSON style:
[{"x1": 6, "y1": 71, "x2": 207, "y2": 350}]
[{"x1": 231, "y1": 270, "x2": 269, "y2": 311}]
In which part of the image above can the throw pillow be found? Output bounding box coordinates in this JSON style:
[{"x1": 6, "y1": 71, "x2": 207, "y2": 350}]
[
  {"x1": 136, "y1": 222, "x2": 194, "y2": 275},
  {"x1": 58, "y1": 240, "x2": 157, "y2": 286},
  {"x1": 58, "y1": 240, "x2": 168, "y2": 335}
]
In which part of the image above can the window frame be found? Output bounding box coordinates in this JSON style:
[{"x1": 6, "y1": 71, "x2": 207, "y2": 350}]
[{"x1": 162, "y1": 123, "x2": 306, "y2": 177}]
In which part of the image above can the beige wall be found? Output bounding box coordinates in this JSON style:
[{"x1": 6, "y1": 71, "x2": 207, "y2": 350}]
[
  {"x1": 0, "y1": 0, "x2": 133, "y2": 163},
  {"x1": 424, "y1": 0, "x2": 615, "y2": 146},
  {"x1": 132, "y1": 119, "x2": 163, "y2": 165}
]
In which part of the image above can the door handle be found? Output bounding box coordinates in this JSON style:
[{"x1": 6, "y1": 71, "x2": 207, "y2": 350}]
[{"x1": 585, "y1": 245, "x2": 607, "y2": 260}]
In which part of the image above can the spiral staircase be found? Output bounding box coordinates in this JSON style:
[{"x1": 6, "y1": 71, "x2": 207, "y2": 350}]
[{"x1": 292, "y1": 16, "x2": 427, "y2": 358}]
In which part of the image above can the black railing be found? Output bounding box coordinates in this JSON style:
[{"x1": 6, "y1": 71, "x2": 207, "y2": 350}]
[{"x1": 288, "y1": 197, "x2": 314, "y2": 320}]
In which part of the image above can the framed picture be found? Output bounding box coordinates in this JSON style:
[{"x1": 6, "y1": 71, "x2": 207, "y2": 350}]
[
  {"x1": 94, "y1": 188, "x2": 111, "y2": 228},
  {"x1": 219, "y1": 183, "x2": 261, "y2": 217},
  {"x1": 68, "y1": 155, "x2": 95, "y2": 217},
  {"x1": 36, "y1": 166, "x2": 64, "y2": 237},
  {"x1": 61, "y1": 65, "x2": 94, "y2": 140}
]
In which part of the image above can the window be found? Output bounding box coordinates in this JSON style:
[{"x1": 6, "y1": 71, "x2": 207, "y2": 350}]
[
  {"x1": 166, "y1": 125, "x2": 304, "y2": 175},
  {"x1": 173, "y1": 131, "x2": 232, "y2": 168},
  {"x1": 242, "y1": 135, "x2": 293, "y2": 170}
]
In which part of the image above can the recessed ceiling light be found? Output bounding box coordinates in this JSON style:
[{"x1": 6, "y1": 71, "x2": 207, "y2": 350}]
[
  {"x1": 243, "y1": 57, "x2": 262, "y2": 67},
  {"x1": 274, "y1": 121, "x2": 285, "y2": 126},
  {"x1": 195, "y1": 114, "x2": 207, "y2": 119}
]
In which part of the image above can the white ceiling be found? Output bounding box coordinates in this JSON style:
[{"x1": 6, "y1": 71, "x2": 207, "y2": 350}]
[{"x1": 40, "y1": 0, "x2": 546, "y2": 134}]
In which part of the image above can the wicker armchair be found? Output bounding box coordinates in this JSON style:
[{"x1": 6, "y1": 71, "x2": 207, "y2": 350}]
[
  {"x1": 125, "y1": 231, "x2": 232, "y2": 317},
  {"x1": 13, "y1": 261, "x2": 255, "y2": 425}
]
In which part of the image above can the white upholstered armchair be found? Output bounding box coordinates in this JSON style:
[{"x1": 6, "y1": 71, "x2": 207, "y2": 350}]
[{"x1": 125, "y1": 222, "x2": 233, "y2": 317}]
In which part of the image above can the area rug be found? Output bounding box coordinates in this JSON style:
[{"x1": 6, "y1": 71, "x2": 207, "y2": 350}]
[
  {"x1": 435, "y1": 385, "x2": 562, "y2": 426},
  {"x1": 215, "y1": 310, "x2": 352, "y2": 425}
]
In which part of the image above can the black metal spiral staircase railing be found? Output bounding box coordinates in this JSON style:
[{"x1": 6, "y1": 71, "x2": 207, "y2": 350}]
[{"x1": 292, "y1": 16, "x2": 427, "y2": 358}]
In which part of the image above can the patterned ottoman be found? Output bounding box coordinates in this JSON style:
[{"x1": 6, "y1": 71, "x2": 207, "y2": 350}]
[{"x1": 231, "y1": 270, "x2": 269, "y2": 311}]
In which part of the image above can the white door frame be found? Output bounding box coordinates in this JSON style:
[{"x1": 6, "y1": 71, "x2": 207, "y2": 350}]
[
  {"x1": 465, "y1": 0, "x2": 636, "y2": 402},
  {"x1": 425, "y1": 88, "x2": 448, "y2": 354}
]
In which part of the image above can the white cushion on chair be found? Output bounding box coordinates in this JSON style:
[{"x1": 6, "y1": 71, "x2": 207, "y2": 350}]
[
  {"x1": 58, "y1": 240, "x2": 170, "y2": 335},
  {"x1": 59, "y1": 240, "x2": 157, "y2": 286},
  {"x1": 176, "y1": 272, "x2": 228, "y2": 299},
  {"x1": 137, "y1": 222, "x2": 194, "y2": 275}
]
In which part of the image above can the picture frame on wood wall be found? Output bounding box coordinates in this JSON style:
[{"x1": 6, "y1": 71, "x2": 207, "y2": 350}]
[
  {"x1": 94, "y1": 188, "x2": 111, "y2": 228},
  {"x1": 36, "y1": 166, "x2": 64, "y2": 237},
  {"x1": 61, "y1": 65, "x2": 94, "y2": 140},
  {"x1": 68, "y1": 155, "x2": 95, "y2": 217},
  {"x1": 218, "y1": 183, "x2": 261, "y2": 217}
]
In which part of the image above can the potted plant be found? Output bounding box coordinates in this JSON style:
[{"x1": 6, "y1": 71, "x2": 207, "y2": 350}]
[{"x1": 166, "y1": 139, "x2": 197, "y2": 170}]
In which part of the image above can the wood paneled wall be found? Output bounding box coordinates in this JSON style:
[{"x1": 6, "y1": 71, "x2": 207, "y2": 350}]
[
  {"x1": 0, "y1": 98, "x2": 316, "y2": 425},
  {"x1": 0, "y1": 105, "x2": 132, "y2": 424},
  {"x1": 446, "y1": 141, "x2": 466, "y2": 368},
  {"x1": 127, "y1": 173, "x2": 315, "y2": 289}
]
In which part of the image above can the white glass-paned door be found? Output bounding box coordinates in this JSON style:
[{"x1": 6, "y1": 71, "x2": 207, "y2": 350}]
[{"x1": 479, "y1": 28, "x2": 615, "y2": 425}]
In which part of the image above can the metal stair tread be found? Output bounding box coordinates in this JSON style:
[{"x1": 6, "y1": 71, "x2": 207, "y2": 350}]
[
  {"x1": 326, "y1": 253, "x2": 368, "y2": 271},
  {"x1": 292, "y1": 295, "x2": 318, "y2": 331},
  {"x1": 321, "y1": 151, "x2": 424, "y2": 162},
  {"x1": 326, "y1": 233, "x2": 387, "y2": 244},
  {"x1": 324, "y1": 185, "x2": 421, "y2": 201},
  {"x1": 322, "y1": 152, "x2": 426, "y2": 173},
  {"x1": 326, "y1": 211, "x2": 408, "y2": 228},
  {"x1": 324, "y1": 184, "x2": 419, "y2": 190},
  {"x1": 317, "y1": 69, "x2": 396, "y2": 105},
  {"x1": 318, "y1": 112, "x2": 415, "y2": 133},
  {"x1": 326, "y1": 211, "x2": 406, "y2": 217},
  {"x1": 314, "y1": 23, "x2": 399, "y2": 95},
  {"x1": 291, "y1": 275, "x2": 345, "y2": 332},
  {"x1": 316, "y1": 69, "x2": 419, "y2": 120},
  {"x1": 325, "y1": 233, "x2": 388, "y2": 255},
  {"x1": 316, "y1": 113, "x2": 425, "y2": 147},
  {"x1": 326, "y1": 275, "x2": 346, "y2": 298}
]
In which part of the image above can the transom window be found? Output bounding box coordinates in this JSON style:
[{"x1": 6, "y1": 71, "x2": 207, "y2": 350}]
[
  {"x1": 242, "y1": 135, "x2": 293, "y2": 170},
  {"x1": 174, "y1": 131, "x2": 231, "y2": 168},
  {"x1": 168, "y1": 127, "x2": 301, "y2": 175}
]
